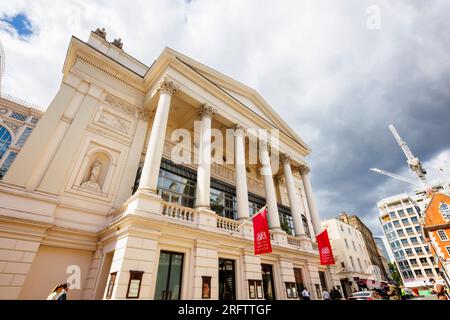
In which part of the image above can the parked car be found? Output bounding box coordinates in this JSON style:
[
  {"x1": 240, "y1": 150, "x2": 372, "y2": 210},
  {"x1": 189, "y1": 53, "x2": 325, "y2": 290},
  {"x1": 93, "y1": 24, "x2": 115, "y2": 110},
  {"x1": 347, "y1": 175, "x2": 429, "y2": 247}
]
[{"x1": 348, "y1": 291, "x2": 384, "y2": 300}]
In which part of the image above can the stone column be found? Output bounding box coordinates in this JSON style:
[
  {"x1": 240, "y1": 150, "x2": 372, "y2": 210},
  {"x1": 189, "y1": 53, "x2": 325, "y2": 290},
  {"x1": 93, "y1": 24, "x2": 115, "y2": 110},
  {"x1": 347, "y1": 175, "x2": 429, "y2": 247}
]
[
  {"x1": 138, "y1": 79, "x2": 177, "y2": 193},
  {"x1": 300, "y1": 165, "x2": 322, "y2": 236},
  {"x1": 259, "y1": 139, "x2": 281, "y2": 230},
  {"x1": 195, "y1": 105, "x2": 215, "y2": 208},
  {"x1": 234, "y1": 124, "x2": 250, "y2": 220},
  {"x1": 281, "y1": 154, "x2": 306, "y2": 237}
]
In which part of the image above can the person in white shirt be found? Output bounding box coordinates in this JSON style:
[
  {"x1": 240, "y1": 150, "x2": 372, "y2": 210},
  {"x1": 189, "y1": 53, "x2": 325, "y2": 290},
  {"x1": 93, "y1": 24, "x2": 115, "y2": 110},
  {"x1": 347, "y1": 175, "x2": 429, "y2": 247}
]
[
  {"x1": 301, "y1": 288, "x2": 310, "y2": 300},
  {"x1": 46, "y1": 285, "x2": 63, "y2": 300},
  {"x1": 322, "y1": 290, "x2": 331, "y2": 300}
]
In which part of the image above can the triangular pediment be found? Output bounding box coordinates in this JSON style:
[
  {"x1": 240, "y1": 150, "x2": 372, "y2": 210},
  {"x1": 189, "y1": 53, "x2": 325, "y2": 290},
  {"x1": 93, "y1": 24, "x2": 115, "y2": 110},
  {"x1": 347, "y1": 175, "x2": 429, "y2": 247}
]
[{"x1": 148, "y1": 47, "x2": 310, "y2": 153}]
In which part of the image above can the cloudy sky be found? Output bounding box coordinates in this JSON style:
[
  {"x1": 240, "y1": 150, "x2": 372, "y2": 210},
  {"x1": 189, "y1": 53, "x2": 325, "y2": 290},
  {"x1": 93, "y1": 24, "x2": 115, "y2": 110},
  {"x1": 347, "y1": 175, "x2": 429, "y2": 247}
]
[{"x1": 1, "y1": 0, "x2": 449, "y2": 236}]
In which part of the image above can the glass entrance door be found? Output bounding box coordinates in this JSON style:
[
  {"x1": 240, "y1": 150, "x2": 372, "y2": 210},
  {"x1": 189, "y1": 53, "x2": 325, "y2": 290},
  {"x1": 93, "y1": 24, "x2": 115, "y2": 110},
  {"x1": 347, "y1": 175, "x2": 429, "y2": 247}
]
[
  {"x1": 154, "y1": 251, "x2": 184, "y2": 300},
  {"x1": 261, "y1": 264, "x2": 276, "y2": 300},
  {"x1": 219, "y1": 259, "x2": 236, "y2": 300},
  {"x1": 293, "y1": 268, "x2": 304, "y2": 298}
]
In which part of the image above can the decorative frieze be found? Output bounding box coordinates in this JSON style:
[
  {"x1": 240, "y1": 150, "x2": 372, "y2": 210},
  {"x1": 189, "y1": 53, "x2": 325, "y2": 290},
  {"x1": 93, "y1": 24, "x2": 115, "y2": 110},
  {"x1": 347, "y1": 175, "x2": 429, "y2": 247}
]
[
  {"x1": 98, "y1": 111, "x2": 131, "y2": 135},
  {"x1": 103, "y1": 94, "x2": 136, "y2": 115}
]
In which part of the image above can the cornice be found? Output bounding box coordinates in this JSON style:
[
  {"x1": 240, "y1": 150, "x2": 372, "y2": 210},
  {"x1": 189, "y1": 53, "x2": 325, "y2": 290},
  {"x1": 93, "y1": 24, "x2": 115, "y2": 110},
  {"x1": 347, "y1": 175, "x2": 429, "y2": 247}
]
[{"x1": 64, "y1": 38, "x2": 145, "y2": 93}]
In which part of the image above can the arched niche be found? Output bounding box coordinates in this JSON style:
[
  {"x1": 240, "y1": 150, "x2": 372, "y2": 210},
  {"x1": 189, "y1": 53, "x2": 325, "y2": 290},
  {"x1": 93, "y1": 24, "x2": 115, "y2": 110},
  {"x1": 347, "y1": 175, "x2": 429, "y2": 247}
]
[{"x1": 78, "y1": 148, "x2": 114, "y2": 193}]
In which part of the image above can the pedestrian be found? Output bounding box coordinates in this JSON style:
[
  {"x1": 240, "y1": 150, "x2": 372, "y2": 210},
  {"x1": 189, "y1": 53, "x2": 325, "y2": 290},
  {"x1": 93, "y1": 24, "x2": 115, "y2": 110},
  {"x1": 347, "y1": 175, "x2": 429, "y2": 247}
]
[
  {"x1": 330, "y1": 287, "x2": 337, "y2": 300},
  {"x1": 301, "y1": 288, "x2": 310, "y2": 300},
  {"x1": 387, "y1": 283, "x2": 400, "y2": 300},
  {"x1": 57, "y1": 283, "x2": 70, "y2": 300},
  {"x1": 335, "y1": 288, "x2": 343, "y2": 300},
  {"x1": 46, "y1": 284, "x2": 63, "y2": 300},
  {"x1": 322, "y1": 289, "x2": 331, "y2": 300},
  {"x1": 430, "y1": 278, "x2": 448, "y2": 300}
]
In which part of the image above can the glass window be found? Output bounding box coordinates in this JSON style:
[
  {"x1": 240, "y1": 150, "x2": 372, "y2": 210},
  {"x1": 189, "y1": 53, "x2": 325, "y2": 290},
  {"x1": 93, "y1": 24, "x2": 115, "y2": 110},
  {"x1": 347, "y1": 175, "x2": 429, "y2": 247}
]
[
  {"x1": 414, "y1": 247, "x2": 423, "y2": 254},
  {"x1": 15, "y1": 127, "x2": 32, "y2": 148},
  {"x1": 410, "y1": 217, "x2": 419, "y2": 224},
  {"x1": 397, "y1": 229, "x2": 405, "y2": 237},
  {"x1": 401, "y1": 218, "x2": 410, "y2": 225},
  {"x1": 302, "y1": 215, "x2": 311, "y2": 238},
  {"x1": 437, "y1": 230, "x2": 449, "y2": 241},
  {"x1": 210, "y1": 188, "x2": 237, "y2": 219},
  {"x1": 406, "y1": 207, "x2": 414, "y2": 214},
  {"x1": 0, "y1": 125, "x2": 12, "y2": 160},
  {"x1": 414, "y1": 270, "x2": 423, "y2": 277},
  {"x1": 439, "y1": 203, "x2": 450, "y2": 220},
  {"x1": 393, "y1": 220, "x2": 400, "y2": 228},
  {"x1": 410, "y1": 259, "x2": 417, "y2": 265},
  {"x1": 401, "y1": 239, "x2": 409, "y2": 246},
  {"x1": 389, "y1": 212, "x2": 397, "y2": 219},
  {"x1": 9, "y1": 112, "x2": 27, "y2": 121},
  {"x1": 406, "y1": 227, "x2": 414, "y2": 235},
  {"x1": 345, "y1": 239, "x2": 349, "y2": 249},
  {"x1": 157, "y1": 169, "x2": 196, "y2": 208},
  {"x1": 410, "y1": 237, "x2": 418, "y2": 244},
  {"x1": 398, "y1": 210, "x2": 405, "y2": 217}
]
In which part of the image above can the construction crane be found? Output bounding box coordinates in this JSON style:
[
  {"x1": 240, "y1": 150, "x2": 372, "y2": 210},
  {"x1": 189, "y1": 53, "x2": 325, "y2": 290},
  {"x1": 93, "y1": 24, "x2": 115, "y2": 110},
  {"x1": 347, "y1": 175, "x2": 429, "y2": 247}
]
[
  {"x1": 369, "y1": 168, "x2": 423, "y2": 186},
  {"x1": 388, "y1": 124, "x2": 427, "y2": 181}
]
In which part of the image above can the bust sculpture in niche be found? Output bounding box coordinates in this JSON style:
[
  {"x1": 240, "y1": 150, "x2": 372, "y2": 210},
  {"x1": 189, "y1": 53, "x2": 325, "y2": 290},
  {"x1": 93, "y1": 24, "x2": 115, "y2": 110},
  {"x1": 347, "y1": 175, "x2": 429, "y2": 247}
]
[{"x1": 81, "y1": 159, "x2": 104, "y2": 192}]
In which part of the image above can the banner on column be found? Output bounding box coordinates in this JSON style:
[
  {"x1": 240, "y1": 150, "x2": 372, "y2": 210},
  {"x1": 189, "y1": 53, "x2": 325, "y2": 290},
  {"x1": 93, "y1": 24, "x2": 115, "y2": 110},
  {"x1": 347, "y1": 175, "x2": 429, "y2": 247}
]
[
  {"x1": 253, "y1": 206, "x2": 272, "y2": 255},
  {"x1": 316, "y1": 229, "x2": 335, "y2": 265}
]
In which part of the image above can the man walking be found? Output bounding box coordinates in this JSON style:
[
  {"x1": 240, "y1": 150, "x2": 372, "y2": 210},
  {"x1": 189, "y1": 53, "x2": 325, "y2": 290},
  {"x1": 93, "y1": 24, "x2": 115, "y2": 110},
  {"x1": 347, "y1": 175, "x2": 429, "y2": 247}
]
[
  {"x1": 301, "y1": 288, "x2": 311, "y2": 300},
  {"x1": 322, "y1": 289, "x2": 331, "y2": 300}
]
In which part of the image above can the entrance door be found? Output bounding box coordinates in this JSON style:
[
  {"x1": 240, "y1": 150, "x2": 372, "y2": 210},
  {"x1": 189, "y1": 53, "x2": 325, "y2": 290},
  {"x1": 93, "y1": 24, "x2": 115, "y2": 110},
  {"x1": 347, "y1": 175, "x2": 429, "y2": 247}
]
[
  {"x1": 293, "y1": 268, "x2": 304, "y2": 299},
  {"x1": 154, "y1": 251, "x2": 184, "y2": 300},
  {"x1": 219, "y1": 259, "x2": 236, "y2": 300},
  {"x1": 319, "y1": 270, "x2": 328, "y2": 292},
  {"x1": 261, "y1": 264, "x2": 276, "y2": 300}
]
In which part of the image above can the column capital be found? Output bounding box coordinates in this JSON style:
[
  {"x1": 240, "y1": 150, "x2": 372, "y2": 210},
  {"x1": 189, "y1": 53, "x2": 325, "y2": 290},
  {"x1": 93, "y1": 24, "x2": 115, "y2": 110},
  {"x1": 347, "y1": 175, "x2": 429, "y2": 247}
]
[
  {"x1": 199, "y1": 104, "x2": 216, "y2": 118},
  {"x1": 280, "y1": 153, "x2": 292, "y2": 165},
  {"x1": 137, "y1": 109, "x2": 154, "y2": 121},
  {"x1": 233, "y1": 123, "x2": 247, "y2": 135},
  {"x1": 159, "y1": 79, "x2": 177, "y2": 95},
  {"x1": 299, "y1": 165, "x2": 310, "y2": 175},
  {"x1": 259, "y1": 139, "x2": 271, "y2": 153}
]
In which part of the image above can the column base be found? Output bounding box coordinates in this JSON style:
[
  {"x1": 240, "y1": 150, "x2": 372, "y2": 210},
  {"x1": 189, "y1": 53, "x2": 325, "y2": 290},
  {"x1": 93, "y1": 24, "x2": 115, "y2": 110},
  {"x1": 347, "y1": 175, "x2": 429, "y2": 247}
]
[
  {"x1": 124, "y1": 190, "x2": 162, "y2": 218},
  {"x1": 196, "y1": 207, "x2": 218, "y2": 231},
  {"x1": 270, "y1": 228, "x2": 287, "y2": 245}
]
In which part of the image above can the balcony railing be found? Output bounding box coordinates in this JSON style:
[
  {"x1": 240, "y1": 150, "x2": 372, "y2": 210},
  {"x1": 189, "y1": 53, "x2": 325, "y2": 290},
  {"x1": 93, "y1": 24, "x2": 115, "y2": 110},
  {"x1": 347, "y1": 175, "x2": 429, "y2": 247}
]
[
  {"x1": 217, "y1": 215, "x2": 240, "y2": 232},
  {"x1": 161, "y1": 201, "x2": 196, "y2": 223},
  {"x1": 287, "y1": 235, "x2": 302, "y2": 247}
]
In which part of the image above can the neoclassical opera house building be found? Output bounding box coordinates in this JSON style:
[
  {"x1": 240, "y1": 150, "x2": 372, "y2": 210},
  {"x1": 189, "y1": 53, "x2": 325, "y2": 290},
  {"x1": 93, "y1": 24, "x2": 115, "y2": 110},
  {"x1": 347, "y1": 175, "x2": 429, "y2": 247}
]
[{"x1": 0, "y1": 29, "x2": 340, "y2": 300}]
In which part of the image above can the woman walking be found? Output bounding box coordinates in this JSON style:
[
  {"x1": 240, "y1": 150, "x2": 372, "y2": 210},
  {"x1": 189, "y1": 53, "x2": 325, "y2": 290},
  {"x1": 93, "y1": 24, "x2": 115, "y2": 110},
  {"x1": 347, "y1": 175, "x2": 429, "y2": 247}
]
[{"x1": 46, "y1": 284, "x2": 63, "y2": 300}]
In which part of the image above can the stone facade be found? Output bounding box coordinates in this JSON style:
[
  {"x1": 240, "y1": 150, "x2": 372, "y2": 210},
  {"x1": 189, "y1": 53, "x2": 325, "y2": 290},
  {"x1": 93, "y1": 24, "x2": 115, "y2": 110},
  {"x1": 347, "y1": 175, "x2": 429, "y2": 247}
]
[{"x1": 0, "y1": 30, "x2": 339, "y2": 300}]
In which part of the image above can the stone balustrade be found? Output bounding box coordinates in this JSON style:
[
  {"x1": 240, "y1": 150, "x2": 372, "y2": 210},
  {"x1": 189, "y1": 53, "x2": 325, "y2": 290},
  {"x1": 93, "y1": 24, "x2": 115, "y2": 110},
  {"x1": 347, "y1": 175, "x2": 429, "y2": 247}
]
[
  {"x1": 216, "y1": 215, "x2": 241, "y2": 233},
  {"x1": 161, "y1": 201, "x2": 196, "y2": 223}
]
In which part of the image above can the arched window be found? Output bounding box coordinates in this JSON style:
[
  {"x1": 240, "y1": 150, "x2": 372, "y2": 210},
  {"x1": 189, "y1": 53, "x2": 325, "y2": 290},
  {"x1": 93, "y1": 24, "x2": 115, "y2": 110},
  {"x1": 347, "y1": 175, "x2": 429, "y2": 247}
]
[
  {"x1": 439, "y1": 203, "x2": 450, "y2": 220},
  {"x1": 0, "y1": 125, "x2": 12, "y2": 160}
]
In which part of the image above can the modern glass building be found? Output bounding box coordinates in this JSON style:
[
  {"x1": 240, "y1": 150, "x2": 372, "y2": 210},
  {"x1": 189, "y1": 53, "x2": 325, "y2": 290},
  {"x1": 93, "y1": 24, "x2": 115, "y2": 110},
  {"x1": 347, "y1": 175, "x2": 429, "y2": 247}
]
[{"x1": 378, "y1": 193, "x2": 439, "y2": 288}]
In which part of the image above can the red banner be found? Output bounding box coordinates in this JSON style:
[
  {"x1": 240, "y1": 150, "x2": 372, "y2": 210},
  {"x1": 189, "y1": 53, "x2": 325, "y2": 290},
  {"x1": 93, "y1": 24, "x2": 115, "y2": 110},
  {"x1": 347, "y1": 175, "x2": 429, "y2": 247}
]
[
  {"x1": 253, "y1": 207, "x2": 272, "y2": 255},
  {"x1": 316, "y1": 229, "x2": 335, "y2": 265}
]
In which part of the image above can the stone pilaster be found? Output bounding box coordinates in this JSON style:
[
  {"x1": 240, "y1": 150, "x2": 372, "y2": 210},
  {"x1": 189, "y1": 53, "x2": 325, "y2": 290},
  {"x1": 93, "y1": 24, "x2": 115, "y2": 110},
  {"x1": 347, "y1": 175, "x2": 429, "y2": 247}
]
[{"x1": 108, "y1": 233, "x2": 158, "y2": 299}]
